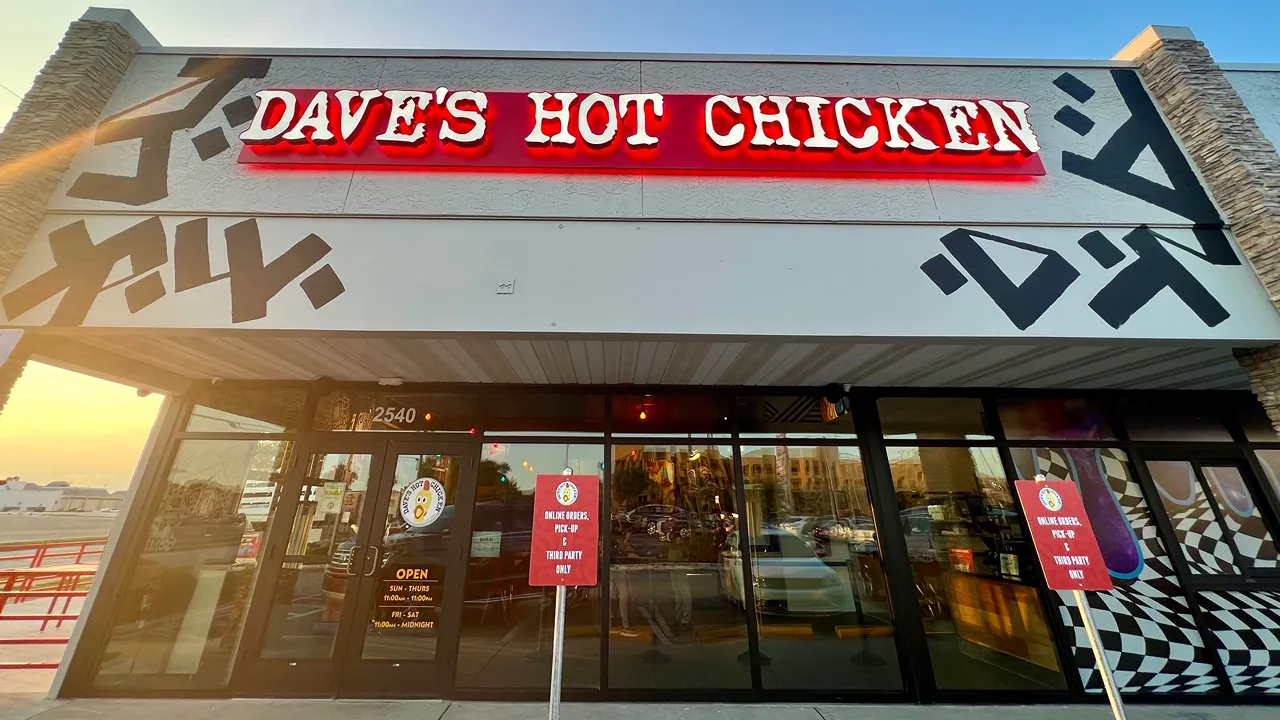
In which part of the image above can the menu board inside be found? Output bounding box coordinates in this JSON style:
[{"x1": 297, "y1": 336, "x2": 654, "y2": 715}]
[{"x1": 374, "y1": 565, "x2": 443, "y2": 630}]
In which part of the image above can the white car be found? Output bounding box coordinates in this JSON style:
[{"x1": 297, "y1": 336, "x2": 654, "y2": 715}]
[{"x1": 720, "y1": 527, "x2": 853, "y2": 616}]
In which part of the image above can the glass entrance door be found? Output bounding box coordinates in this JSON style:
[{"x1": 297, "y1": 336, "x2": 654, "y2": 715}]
[
  {"x1": 338, "y1": 441, "x2": 477, "y2": 696},
  {"x1": 231, "y1": 437, "x2": 478, "y2": 697}
]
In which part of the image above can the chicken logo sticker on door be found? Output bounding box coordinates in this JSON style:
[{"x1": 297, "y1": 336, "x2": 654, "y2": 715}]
[{"x1": 401, "y1": 477, "x2": 446, "y2": 528}]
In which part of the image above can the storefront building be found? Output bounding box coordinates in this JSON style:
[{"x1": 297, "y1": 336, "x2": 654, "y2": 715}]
[{"x1": 6, "y1": 9, "x2": 1280, "y2": 705}]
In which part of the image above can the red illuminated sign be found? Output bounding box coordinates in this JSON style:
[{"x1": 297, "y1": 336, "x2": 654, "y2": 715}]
[
  {"x1": 529, "y1": 474, "x2": 599, "y2": 587},
  {"x1": 1015, "y1": 479, "x2": 1113, "y2": 592},
  {"x1": 237, "y1": 88, "x2": 1044, "y2": 176}
]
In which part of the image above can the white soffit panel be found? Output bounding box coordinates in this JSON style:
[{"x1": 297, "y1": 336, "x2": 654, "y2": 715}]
[{"x1": 61, "y1": 334, "x2": 1250, "y2": 391}]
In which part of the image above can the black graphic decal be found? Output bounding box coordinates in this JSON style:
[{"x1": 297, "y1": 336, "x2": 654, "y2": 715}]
[
  {"x1": 1053, "y1": 72, "x2": 1096, "y2": 104},
  {"x1": 176, "y1": 218, "x2": 344, "y2": 323},
  {"x1": 923, "y1": 226, "x2": 1234, "y2": 332},
  {"x1": 1089, "y1": 226, "x2": 1230, "y2": 329},
  {"x1": 3, "y1": 217, "x2": 345, "y2": 326},
  {"x1": 67, "y1": 57, "x2": 271, "y2": 206},
  {"x1": 191, "y1": 128, "x2": 231, "y2": 161},
  {"x1": 1, "y1": 218, "x2": 168, "y2": 326},
  {"x1": 1054, "y1": 106, "x2": 1095, "y2": 136},
  {"x1": 221, "y1": 96, "x2": 259, "y2": 128},
  {"x1": 1078, "y1": 230, "x2": 1124, "y2": 268},
  {"x1": 920, "y1": 253, "x2": 968, "y2": 295},
  {"x1": 923, "y1": 229, "x2": 1080, "y2": 330},
  {"x1": 1057, "y1": 69, "x2": 1220, "y2": 226}
]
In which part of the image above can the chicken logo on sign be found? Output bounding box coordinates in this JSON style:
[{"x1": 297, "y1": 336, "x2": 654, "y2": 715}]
[
  {"x1": 1038, "y1": 485, "x2": 1064, "y2": 512},
  {"x1": 556, "y1": 481, "x2": 579, "y2": 506}
]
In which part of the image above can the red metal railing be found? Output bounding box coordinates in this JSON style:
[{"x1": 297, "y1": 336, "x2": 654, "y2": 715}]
[
  {"x1": 0, "y1": 539, "x2": 106, "y2": 569},
  {"x1": 0, "y1": 540, "x2": 103, "y2": 671}
]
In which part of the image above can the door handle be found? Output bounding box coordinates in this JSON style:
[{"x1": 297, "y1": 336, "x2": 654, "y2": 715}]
[{"x1": 364, "y1": 546, "x2": 380, "y2": 576}]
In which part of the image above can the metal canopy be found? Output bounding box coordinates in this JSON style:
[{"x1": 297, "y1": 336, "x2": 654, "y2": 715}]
[{"x1": 26, "y1": 332, "x2": 1249, "y2": 392}]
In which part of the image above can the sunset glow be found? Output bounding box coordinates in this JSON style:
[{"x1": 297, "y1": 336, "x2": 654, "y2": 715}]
[{"x1": 0, "y1": 362, "x2": 162, "y2": 490}]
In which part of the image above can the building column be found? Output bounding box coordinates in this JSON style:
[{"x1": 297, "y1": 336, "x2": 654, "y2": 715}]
[
  {"x1": 1118, "y1": 26, "x2": 1280, "y2": 431},
  {"x1": 0, "y1": 8, "x2": 155, "y2": 415}
]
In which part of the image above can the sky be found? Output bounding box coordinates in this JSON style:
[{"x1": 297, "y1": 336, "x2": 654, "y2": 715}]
[
  {"x1": 0, "y1": 0, "x2": 1278, "y2": 490},
  {"x1": 0, "y1": 362, "x2": 161, "y2": 489},
  {"x1": 2, "y1": 0, "x2": 1280, "y2": 123}
]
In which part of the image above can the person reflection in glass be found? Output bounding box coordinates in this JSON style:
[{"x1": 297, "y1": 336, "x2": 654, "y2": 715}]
[
  {"x1": 611, "y1": 526, "x2": 633, "y2": 629},
  {"x1": 667, "y1": 536, "x2": 692, "y2": 627}
]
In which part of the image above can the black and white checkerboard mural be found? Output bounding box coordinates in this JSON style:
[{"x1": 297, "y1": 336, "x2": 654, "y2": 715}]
[
  {"x1": 1154, "y1": 479, "x2": 1241, "y2": 576},
  {"x1": 1147, "y1": 463, "x2": 1279, "y2": 574},
  {"x1": 1203, "y1": 467, "x2": 1279, "y2": 569},
  {"x1": 1027, "y1": 447, "x2": 1221, "y2": 694},
  {"x1": 1197, "y1": 590, "x2": 1280, "y2": 693}
]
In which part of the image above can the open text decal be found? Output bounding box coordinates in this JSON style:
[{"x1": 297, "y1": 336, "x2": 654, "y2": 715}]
[{"x1": 236, "y1": 89, "x2": 1044, "y2": 176}]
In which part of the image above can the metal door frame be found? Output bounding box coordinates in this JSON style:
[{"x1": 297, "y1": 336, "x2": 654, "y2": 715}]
[
  {"x1": 335, "y1": 438, "x2": 479, "y2": 698},
  {"x1": 231, "y1": 435, "x2": 390, "y2": 696}
]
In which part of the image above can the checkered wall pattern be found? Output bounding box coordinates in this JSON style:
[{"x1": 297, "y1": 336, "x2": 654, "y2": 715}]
[
  {"x1": 1197, "y1": 590, "x2": 1280, "y2": 694},
  {"x1": 1033, "y1": 447, "x2": 1221, "y2": 694},
  {"x1": 1158, "y1": 485, "x2": 1242, "y2": 575}
]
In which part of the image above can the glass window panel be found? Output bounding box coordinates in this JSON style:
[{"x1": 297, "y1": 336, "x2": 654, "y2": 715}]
[
  {"x1": 1203, "y1": 466, "x2": 1279, "y2": 569},
  {"x1": 888, "y1": 446, "x2": 1066, "y2": 691},
  {"x1": 1147, "y1": 460, "x2": 1241, "y2": 575},
  {"x1": 998, "y1": 398, "x2": 1113, "y2": 441},
  {"x1": 484, "y1": 394, "x2": 605, "y2": 435},
  {"x1": 740, "y1": 445, "x2": 900, "y2": 690},
  {"x1": 1237, "y1": 397, "x2": 1279, "y2": 443},
  {"x1": 608, "y1": 444, "x2": 749, "y2": 689},
  {"x1": 93, "y1": 440, "x2": 292, "y2": 690},
  {"x1": 879, "y1": 397, "x2": 992, "y2": 440},
  {"x1": 185, "y1": 386, "x2": 307, "y2": 433},
  {"x1": 611, "y1": 395, "x2": 730, "y2": 435},
  {"x1": 454, "y1": 444, "x2": 602, "y2": 689},
  {"x1": 1007, "y1": 447, "x2": 1222, "y2": 694},
  {"x1": 314, "y1": 392, "x2": 480, "y2": 432},
  {"x1": 259, "y1": 453, "x2": 373, "y2": 659},
  {"x1": 360, "y1": 454, "x2": 463, "y2": 662},
  {"x1": 1256, "y1": 450, "x2": 1280, "y2": 509},
  {"x1": 1118, "y1": 397, "x2": 1230, "y2": 442},
  {"x1": 735, "y1": 395, "x2": 856, "y2": 439}
]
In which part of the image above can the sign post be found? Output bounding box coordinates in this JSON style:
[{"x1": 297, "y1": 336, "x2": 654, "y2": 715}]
[
  {"x1": 529, "y1": 473, "x2": 599, "y2": 720},
  {"x1": 1014, "y1": 477, "x2": 1124, "y2": 720}
]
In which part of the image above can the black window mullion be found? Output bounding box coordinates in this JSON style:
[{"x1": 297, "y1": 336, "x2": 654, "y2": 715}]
[
  {"x1": 983, "y1": 398, "x2": 1085, "y2": 697},
  {"x1": 1242, "y1": 449, "x2": 1280, "y2": 569},
  {"x1": 852, "y1": 394, "x2": 935, "y2": 702},
  {"x1": 1100, "y1": 395, "x2": 1130, "y2": 444},
  {"x1": 726, "y1": 397, "x2": 764, "y2": 690},
  {"x1": 599, "y1": 393, "x2": 612, "y2": 692},
  {"x1": 730, "y1": 442, "x2": 765, "y2": 693},
  {"x1": 1127, "y1": 448, "x2": 1236, "y2": 697},
  {"x1": 1191, "y1": 462, "x2": 1253, "y2": 578}
]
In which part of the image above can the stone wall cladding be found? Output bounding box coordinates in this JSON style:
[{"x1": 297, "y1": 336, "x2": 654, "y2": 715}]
[
  {"x1": 1133, "y1": 37, "x2": 1280, "y2": 429},
  {"x1": 0, "y1": 19, "x2": 139, "y2": 287},
  {"x1": 0, "y1": 19, "x2": 141, "y2": 413}
]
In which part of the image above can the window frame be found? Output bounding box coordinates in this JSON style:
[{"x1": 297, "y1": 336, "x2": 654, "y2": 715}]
[{"x1": 63, "y1": 382, "x2": 1280, "y2": 704}]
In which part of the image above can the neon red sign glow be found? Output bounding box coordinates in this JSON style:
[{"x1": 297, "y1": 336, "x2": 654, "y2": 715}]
[{"x1": 237, "y1": 88, "x2": 1045, "y2": 177}]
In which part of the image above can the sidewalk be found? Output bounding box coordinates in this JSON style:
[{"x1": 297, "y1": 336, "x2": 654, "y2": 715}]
[{"x1": 4, "y1": 698, "x2": 1280, "y2": 720}]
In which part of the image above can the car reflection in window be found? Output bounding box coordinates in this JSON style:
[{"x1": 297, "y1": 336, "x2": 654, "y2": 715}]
[{"x1": 722, "y1": 527, "x2": 851, "y2": 616}]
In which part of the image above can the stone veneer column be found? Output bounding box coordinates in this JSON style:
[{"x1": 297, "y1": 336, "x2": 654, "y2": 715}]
[
  {"x1": 1117, "y1": 26, "x2": 1280, "y2": 431},
  {"x1": 0, "y1": 9, "x2": 155, "y2": 415}
]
